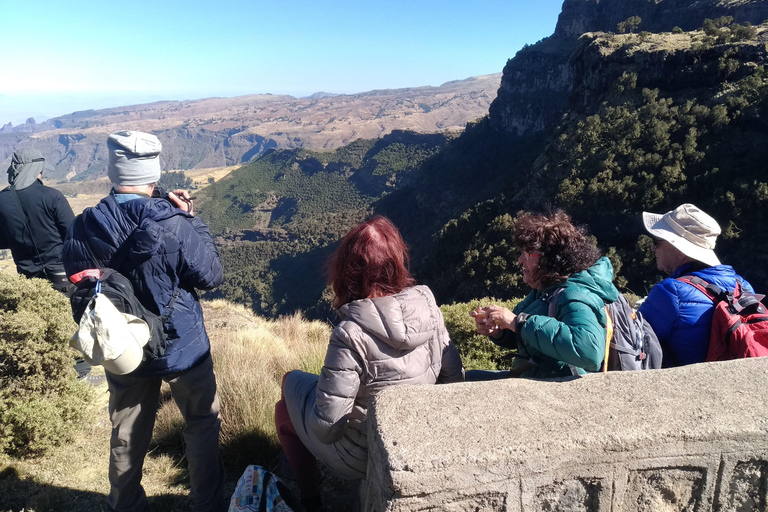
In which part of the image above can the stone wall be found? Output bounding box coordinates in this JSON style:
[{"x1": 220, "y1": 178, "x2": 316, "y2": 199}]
[{"x1": 363, "y1": 358, "x2": 768, "y2": 511}]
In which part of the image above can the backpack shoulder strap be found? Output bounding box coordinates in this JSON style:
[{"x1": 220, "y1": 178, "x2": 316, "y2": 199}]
[
  {"x1": 733, "y1": 278, "x2": 744, "y2": 300},
  {"x1": 676, "y1": 275, "x2": 727, "y2": 302},
  {"x1": 108, "y1": 234, "x2": 134, "y2": 271},
  {"x1": 602, "y1": 303, "x2": 613, "y2": 373},
  {"x1": 8, "y1": 185, "x2": 46, "y2": 276},
  {"x1": 547, "y1": 287, "x2": 565, "y2": 317}
]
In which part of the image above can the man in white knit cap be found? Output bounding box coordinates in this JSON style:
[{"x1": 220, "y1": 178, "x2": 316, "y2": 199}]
[{"x1": 63, "y1": 131, "x2": 225, "y2": 512}]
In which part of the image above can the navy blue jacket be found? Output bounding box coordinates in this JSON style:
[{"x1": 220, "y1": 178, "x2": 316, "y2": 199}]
[
  {"x1": 63, "y1": 191, "x2": 223, "y2": 376},
  {"x1": 638, "y1": 263, "x2": 753, "y2": 367}
]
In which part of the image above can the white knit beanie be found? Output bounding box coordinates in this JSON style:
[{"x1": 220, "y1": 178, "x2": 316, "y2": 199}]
[{"x1": 107, "y1": 131, "x2": 162, "y2": 186}]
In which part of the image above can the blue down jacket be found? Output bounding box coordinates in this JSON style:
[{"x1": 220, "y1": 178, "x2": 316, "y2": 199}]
[
  {"x1": 638, "y1": 263, "x2": 754, "y2": 367},
  {"x1": 63, "y1": 191, "x2": 223, "y2": 376}
]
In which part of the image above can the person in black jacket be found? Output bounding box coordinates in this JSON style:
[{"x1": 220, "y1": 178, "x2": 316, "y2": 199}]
[
  {"x1": 0, "y1": 149, "x2": 90, "y2": 379},
  {"x1": 0, "y1": 148, "x2": 74, "y2": 292}
]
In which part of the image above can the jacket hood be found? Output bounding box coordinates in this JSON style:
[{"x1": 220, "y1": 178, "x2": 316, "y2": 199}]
[
  {"x1": 337, "y1": 285, "x2": 437, "y2": 351},
  {"x1": 560, "y1": 256, "x2": 619, "y2": 303},
  {"x1": 80, "y1": 192, "x2": 182, "y2": 264},
  {"x1": 8, "y1": 148, "x2": 45, "y2": 190}
]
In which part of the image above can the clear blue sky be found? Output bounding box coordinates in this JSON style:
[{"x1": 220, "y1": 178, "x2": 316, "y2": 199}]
[{"x1": 0, "y1": 0, "x2": 564, "y2": 126}]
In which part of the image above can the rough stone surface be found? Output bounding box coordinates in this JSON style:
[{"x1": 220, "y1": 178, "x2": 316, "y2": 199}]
[{"x1": 363, "y1": 358, "x2": 768, "y2": 511}]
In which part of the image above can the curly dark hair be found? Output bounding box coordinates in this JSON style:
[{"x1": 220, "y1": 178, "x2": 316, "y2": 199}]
[{"x1": 513, "y1": 209, "x2": 601, "y2": 288}]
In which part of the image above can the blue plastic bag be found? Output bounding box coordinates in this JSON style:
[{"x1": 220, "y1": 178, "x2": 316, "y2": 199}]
[{"x1": 229, "y1": 465, "x2": 294, "y2": 512}]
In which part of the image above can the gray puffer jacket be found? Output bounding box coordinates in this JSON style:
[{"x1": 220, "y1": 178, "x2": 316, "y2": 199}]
[{"x1": 309, "y1": 285, "x2": 464, "y2": 449}]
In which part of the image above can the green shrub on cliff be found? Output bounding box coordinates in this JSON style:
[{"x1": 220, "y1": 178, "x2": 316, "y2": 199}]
[
  {"x1": 0, "y1": 272, "x2": 93, "y2": 458},
  {"x1": 702, "y1": 17, "x2": 758, "y2": 43},
  {"x1": 441, "y1": 298, "x2": 521, "y2": 371},
  {"x1": 617, "y1": 16, "x2": 642, "y2": 34},
  {"x1": 424, "y1": 207, "x2": 526, "y2": 303}
]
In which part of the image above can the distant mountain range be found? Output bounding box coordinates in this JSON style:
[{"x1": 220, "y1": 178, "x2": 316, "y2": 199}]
[{"x1": 0, "y1": 75, "x2": 500, "y2": 182}]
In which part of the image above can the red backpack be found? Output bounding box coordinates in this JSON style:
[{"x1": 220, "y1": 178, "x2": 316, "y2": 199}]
[{"x1": 677, "y1": 276, "x2": 768, "y2": 361}]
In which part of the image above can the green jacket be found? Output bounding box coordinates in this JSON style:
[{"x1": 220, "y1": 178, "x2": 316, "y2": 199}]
[{"x1": 495, "y1": 257, "x2": 620, "y2": 379}]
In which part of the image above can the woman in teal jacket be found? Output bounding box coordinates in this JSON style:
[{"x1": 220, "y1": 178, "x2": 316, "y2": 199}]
[{"x1": 472, "y1": 210, "x2": 619, "y2": 379}]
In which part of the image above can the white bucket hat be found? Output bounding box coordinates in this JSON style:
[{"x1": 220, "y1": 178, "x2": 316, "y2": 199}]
[
  {"x1": 70, "y1": 292, "x2": 150, "y2": 375},
  {"x1": 642, "y1": 203, "x2": 721, "y2": 267}
]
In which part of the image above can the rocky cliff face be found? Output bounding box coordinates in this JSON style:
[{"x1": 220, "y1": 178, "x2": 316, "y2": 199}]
[
  {"x1": 0, "y1": 118, "x2": 37, "y2": 134},
  {"x1": 488, "y1": 37, "x2": 577, "y2": 136},
  {"x1": 489, "y1": 0, "x2": 768, "y2": 135},
  {"x1": 569, "y1": 28, "x2": 768, "y2": 113},
  {"x1": 555, "y1": 0, "x2": 766, "y2": 38}
]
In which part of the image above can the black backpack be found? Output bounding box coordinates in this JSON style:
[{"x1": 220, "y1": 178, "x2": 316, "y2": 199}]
[
  {"x1": 69, "y1": 268, "x2": 179, "y2": 360},
  {"x1": 549, "y1": 288, "x2": 662, "y2": 371}
]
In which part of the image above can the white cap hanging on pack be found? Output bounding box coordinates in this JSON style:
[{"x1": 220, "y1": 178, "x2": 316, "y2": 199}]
[{"x1": 70, "y1": 280, "x2": 150, "y2": 375}]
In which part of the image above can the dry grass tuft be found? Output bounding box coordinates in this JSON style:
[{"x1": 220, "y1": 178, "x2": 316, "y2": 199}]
[{"x1": 153, "y1": 301, "x2": 330, "y2": 474}]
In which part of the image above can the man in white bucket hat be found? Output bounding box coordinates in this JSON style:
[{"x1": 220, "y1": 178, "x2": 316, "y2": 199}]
[
  {"x1": 637, "y1": 203, "x2": 754, "y2": 367},
  {"x1": 63, "y1": 131, "x2": 224, "y2": 512}
]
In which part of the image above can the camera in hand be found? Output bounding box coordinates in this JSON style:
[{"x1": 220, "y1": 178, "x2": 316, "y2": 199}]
[{"x1": 152, "y1": 186, "x2": 170, "y2": 199}]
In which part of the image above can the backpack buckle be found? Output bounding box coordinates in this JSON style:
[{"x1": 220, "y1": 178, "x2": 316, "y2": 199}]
[{"x1": 70, "y1": 268, "x2": 102, "y2": 284}]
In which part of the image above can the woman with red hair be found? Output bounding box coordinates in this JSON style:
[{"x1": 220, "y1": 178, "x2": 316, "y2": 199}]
[{"x1": 275, "y1": 216, "x2": 464, "y2": 511}]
